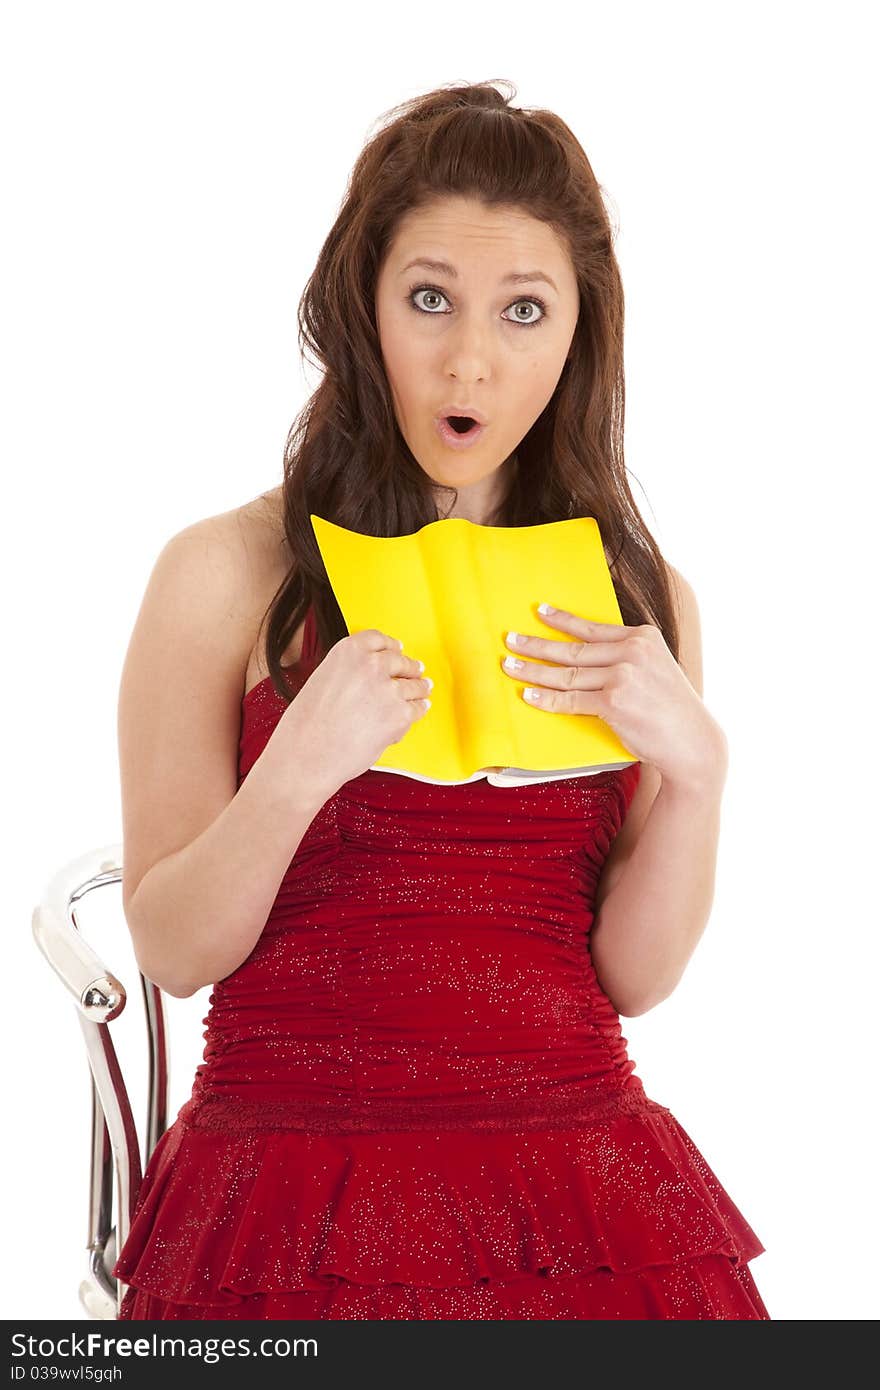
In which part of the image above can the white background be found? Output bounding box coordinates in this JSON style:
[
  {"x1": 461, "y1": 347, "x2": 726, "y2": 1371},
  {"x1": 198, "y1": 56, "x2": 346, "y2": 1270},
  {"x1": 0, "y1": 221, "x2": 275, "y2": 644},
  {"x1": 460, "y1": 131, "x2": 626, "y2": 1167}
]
[{"x1": 3, "y1": 0, "x2": 877, "y2": 1322}]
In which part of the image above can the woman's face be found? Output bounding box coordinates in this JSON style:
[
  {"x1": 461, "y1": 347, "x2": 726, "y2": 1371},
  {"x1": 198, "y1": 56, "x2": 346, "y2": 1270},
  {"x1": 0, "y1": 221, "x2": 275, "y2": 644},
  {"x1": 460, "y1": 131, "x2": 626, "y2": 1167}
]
[{"x1": 375, "y1": 196, "x2": 580, "y2": 510}]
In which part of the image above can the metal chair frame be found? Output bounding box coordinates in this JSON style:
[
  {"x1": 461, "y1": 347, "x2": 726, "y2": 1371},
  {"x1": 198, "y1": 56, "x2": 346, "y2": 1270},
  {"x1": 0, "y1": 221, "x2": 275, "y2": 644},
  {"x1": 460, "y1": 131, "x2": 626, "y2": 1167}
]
[{"x1": 32, "y1": 845, "x2": 168, "y2": 1319}]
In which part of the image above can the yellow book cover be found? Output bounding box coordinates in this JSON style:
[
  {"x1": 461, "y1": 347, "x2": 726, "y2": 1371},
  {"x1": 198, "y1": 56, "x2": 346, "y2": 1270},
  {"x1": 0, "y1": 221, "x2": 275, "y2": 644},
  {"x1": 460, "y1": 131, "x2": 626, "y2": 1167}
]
[{"x1": 310, "y1": 513, "x2": 639, "y2": 786}]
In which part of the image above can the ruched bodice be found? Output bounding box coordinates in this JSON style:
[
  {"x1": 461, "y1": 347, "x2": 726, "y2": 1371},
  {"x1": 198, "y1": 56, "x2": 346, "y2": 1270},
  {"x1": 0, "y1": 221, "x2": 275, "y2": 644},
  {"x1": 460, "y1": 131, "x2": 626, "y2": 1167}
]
[
  {"x1": 113, "y1": 604, "x2": 770, "y2": 1319},
  {"x1": 194, "y1": 682, "x2": 645, "y2": 1125}
]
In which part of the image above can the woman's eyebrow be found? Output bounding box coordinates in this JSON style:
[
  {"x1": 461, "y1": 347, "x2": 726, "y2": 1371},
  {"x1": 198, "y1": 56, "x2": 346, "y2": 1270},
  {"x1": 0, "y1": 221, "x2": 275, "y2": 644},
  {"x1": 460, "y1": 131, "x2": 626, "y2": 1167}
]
[{"x1": 399, "y1": 257, "x2": 558, "y2": 292}]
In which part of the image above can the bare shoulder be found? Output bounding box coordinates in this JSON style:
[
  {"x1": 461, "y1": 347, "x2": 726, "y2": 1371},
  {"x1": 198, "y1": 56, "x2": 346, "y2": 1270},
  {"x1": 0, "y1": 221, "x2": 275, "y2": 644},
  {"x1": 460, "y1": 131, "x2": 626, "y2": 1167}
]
[
  {"x1": 594, "y1": 561, "x2": 704, "y2": 914},
  {"x1": 177, "y1": 485, "x2": 294, "y2": 676},
  {"x1": 165, "y1": 489, "x2": 287, "y2": 653},
  {"x1": 221, "y1": 484, "x2": 287, "y2": 583},
  {"x1": 116, "y1": 488, "x2": 292, "y2": 919},
  {"x1": 665, "y1": 562, "x2": 703, "y2": 698},
  {"x1": 239, "y1": 484, "x2": 287, "y2": 561},
  {"x1": 235, "y1": 487, "x2": 303, "y2": 687}
]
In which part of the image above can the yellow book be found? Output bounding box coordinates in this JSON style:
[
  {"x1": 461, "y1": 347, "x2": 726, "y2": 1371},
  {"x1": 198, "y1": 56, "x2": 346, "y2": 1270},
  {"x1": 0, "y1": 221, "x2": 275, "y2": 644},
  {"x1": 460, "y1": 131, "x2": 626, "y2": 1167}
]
[{"x1": 310, "y1": 513, "x2": 639, "y2": 787}]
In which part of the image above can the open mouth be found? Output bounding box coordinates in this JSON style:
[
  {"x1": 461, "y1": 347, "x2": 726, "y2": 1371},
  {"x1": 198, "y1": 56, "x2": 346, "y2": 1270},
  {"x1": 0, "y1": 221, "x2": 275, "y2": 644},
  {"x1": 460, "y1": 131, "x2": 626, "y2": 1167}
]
[{"x1": 435, "y1": 413, "x2": 486, "y2": 448}]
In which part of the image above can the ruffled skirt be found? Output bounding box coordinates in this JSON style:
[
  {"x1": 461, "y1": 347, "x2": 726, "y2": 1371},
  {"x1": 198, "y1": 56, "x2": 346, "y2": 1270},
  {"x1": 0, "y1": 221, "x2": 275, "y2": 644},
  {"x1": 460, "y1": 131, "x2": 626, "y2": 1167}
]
[{"x1": 112, "y1": 1085, "x2": 770, "y2": 1321}]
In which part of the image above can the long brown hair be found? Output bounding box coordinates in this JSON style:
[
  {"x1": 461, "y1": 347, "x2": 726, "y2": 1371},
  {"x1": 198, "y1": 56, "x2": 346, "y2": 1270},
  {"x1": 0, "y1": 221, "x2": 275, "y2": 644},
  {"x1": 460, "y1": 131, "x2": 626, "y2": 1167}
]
[{"x1": 257, "y1": 77, "x2": 679, "y2": 706}]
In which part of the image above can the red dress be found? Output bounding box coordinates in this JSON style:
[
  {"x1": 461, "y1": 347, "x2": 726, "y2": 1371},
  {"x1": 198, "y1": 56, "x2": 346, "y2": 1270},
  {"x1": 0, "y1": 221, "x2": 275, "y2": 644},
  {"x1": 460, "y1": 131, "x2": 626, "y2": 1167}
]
[{"x1": 113, "y1": 605, "x2": 770, "y2": 1320}]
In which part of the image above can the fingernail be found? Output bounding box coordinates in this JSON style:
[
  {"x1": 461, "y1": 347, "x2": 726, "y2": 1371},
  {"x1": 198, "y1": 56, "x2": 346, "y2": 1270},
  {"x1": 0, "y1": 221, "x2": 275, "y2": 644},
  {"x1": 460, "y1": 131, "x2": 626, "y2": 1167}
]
[
  {"x1": 416, "y1": 659, "x2": 425, "y2": 672},
  {"x1": 537, "y1": 603, "x2": 556, "y2": 615}
]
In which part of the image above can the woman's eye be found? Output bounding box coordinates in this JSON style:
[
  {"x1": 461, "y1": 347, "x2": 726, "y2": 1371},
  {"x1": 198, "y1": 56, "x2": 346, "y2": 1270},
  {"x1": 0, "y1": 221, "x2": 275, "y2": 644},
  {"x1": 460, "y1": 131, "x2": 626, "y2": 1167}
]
[{"x1": 407, "y1": 285, "x2": 547, "y2": 328}]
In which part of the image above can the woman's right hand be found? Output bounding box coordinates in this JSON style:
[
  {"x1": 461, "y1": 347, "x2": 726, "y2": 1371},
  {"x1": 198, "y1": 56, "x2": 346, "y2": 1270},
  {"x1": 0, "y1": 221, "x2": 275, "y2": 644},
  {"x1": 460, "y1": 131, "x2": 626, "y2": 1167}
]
[{"x1": 276, "y1": 628, "x2": 432, "y2": 799}]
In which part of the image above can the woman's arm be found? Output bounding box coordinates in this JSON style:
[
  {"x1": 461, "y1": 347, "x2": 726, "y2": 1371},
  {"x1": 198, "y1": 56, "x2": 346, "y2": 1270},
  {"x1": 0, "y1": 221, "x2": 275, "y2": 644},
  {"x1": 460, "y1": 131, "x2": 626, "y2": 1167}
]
[
  {"x1": 118, "y1": 518, "x2": 334, "y2": 998},
  {"x1": 590, "y1": 568, "x2": 728, "y2": 1017}
]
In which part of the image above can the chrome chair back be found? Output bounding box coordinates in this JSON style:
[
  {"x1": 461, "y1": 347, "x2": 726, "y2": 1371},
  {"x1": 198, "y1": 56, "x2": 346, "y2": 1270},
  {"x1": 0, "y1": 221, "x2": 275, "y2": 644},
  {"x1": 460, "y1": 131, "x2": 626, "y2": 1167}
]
[{"x1": 32, "y1": 847, "x2": 168, "y2": 1319}]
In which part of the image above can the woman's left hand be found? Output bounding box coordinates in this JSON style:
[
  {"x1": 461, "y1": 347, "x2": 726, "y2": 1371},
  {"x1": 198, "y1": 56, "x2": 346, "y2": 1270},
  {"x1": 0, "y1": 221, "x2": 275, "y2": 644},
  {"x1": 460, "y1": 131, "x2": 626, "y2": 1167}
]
[{"x1": 501, "y1": 603, "x2": 726, "y2": 790}]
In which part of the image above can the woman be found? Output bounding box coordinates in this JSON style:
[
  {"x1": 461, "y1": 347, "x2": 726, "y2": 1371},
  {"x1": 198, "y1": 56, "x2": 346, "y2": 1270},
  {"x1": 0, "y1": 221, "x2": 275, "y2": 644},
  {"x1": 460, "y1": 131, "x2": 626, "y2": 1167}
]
[{"x1": 112, "y1": 79, "x2": 770, "y2": 1319}]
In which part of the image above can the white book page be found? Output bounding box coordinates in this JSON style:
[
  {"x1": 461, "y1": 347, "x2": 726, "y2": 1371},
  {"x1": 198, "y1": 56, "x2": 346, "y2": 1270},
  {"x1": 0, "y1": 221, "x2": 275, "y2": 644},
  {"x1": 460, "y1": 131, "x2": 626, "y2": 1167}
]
[{"x1": 368, "y1": 762, "x2": 637, "y2": 787}]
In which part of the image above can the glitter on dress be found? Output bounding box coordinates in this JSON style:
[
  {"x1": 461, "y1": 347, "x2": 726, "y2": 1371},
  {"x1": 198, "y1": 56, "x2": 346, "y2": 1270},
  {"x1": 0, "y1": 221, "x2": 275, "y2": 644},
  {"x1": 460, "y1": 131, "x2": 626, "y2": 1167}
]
[{"x1": 112, "y1": 604, "x2": 770, "y2": 1320}]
